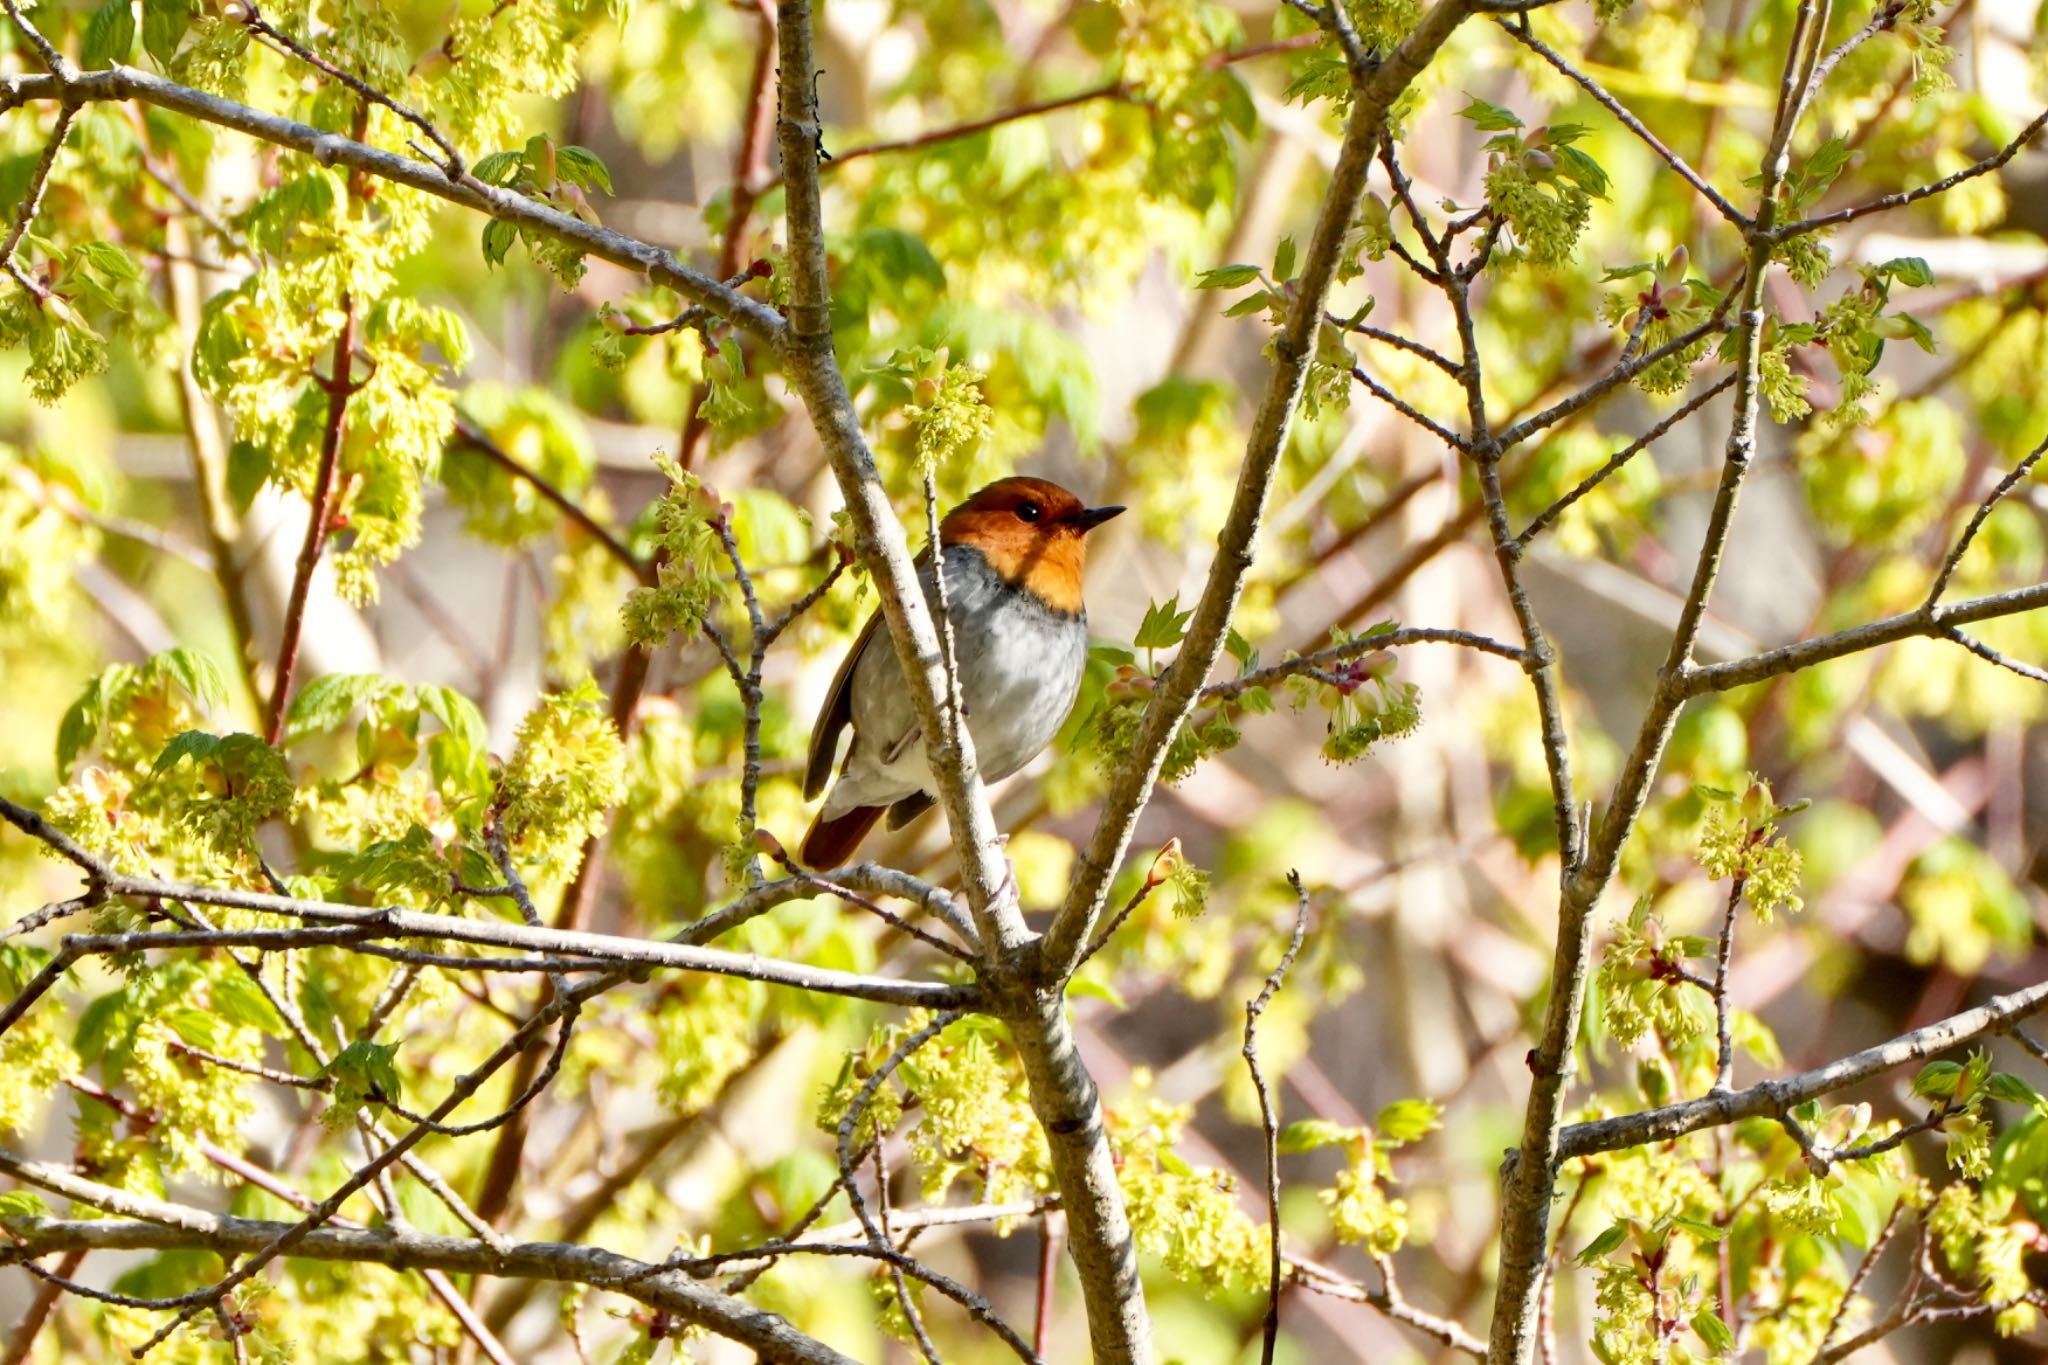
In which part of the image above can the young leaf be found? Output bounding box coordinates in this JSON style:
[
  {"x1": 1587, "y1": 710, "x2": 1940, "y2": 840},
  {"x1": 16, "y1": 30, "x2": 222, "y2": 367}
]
[
  {"x1": 141, "y1": 0, "x2": 190, "y2": 67},
  {"x1": 1691, "y1": 1308, "x2": 1736, "y2": 1355},
  {"x1": 151, "y1": 729, "x2": 222, "y2": 774},
  {"x1": 416, "y1": 683, "x2": 487, "y2": 755},
  {"x1": 1197, "y1": 263, "x2": 1262, "y2": 290},
  {"x1": 1575, "y1": 1222, "x2": 1629, "y2": 1265},
  {"x1": 1278, "y1": 1118, "x2": 1360, "y2": 1153},
  {"x1": 472, "y1": 150, "x2": 526, "y2": 187},
  {"x1": 83, "y1": 0, "x2": 136, "y2": 70},
  {"x1": 481, "y1": 218, "x2": 517, "y2": 268},
  {"x1": 1987, "y1": 1071, "x2": 2047, "y2": 1111},
  {"x1": 1133, "y1": 595, "x2": 1193, "y2": 651},
  {"x1": 1273, "y1": 235, "x2": 1297, "y2": 283},
  {"x1": 1911, "y1": 1059, "x2": 1964, "y2": 1100},
  {"x1": 285, "y1": 674, "x2": 388, "y2": 745},
  {"x1": 1375, "y1": 1098, "x2": 1442, "y2": 1145},
  {"x1": 1458, "y1": 95, "x2": 1523, "y2": 132},
  {"x1": 158, "y1": 647, "x2": 227, "y2": 710},
  {"x1": 556, "y1": 145, "x2": 614, "y2": 196}
]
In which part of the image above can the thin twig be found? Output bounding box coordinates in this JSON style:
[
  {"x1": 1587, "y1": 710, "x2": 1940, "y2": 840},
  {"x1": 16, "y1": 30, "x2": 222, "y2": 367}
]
[
  {"x1": 450, "y1": 416, "x2": 642, "y2": 578},
  {"x1": 1497, "y1": 20, "x2": 1747, "y2": 225},
  {"x1": 1244, "y1": 875, "x2": 1311, "y2": 1365},
  {"x1": 1777, "y1": 104, "x2": 2048, "y2": 240},
  {"x1": 1512, "y1": 375, "x2": 1736, "y2": 550},
  {"x1": 1926, "y1": 429, "x2": 2048, "y2": 604}
]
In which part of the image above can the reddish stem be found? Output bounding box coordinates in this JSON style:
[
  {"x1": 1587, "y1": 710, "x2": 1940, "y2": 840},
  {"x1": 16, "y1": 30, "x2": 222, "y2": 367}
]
[
  {"x1": 264, "y1": 299, "x2": 358, "y2": 747},
  {"x1": 1035, "y1": 1211, "x2": 1064, "y2": 1352},
  {"x1": 0, "y1": 1250, "x2": 84, "y2": 1365}
]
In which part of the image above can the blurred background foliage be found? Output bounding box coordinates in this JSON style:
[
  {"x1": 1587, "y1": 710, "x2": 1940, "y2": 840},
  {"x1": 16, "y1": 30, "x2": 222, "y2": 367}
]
[{"x1": 0, "y1": 0, "x2": 2047, "y2": 1360}]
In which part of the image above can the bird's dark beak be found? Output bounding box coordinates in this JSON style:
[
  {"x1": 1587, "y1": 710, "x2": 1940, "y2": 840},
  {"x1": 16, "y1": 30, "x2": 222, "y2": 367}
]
[{"x1": 1069, "y1": 504, "x2": 1126, "y2": 534}]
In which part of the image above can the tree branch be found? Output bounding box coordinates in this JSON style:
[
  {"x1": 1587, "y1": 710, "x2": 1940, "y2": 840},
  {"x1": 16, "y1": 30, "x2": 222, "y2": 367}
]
[
  {"x1": 1559, "y1": 975, "x2": 2048, "y2": 1158},
  {"x1": 1680, "y1": 581, "x2": 2048, "y2": 696},
  {"x1": 1043, "y1": 0, "x2": 1485, "y2": 982},
  {"x1": 0, "y1": 1158, "x2": 863, "y2": 1365},
  {"x1": 1244, "y1": 876, "x2": 1310, "y2": 1365},
  {"x1": 0, "y1": 67, "x2": 784, "y2": 343},
  {"x1": 1775, "y1": 104, "x2": 2048, "y2": 240},
  {"x1": 1497, "y1": 19, "x2": 1747, "y2": 226}
]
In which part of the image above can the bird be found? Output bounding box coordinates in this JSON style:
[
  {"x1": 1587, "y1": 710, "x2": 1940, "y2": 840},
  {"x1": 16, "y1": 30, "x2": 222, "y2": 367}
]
[{"x1": 799, "y1": 476, "x2": 1124, "y2": 869}]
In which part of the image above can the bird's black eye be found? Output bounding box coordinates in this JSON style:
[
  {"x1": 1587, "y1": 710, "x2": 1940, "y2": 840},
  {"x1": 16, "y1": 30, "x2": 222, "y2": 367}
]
[{"x1": 1016, "y1": 502, "x2": 1042, "y2": 523}]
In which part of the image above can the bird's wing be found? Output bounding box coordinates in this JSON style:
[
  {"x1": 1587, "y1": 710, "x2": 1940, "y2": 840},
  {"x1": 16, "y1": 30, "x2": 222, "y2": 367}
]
[
  {"x1": 805, "y1": 546, "x2": 944, "y2": 802},
  {"x1": 803, "y1": 607, "x2": 882, "y2": 801}
]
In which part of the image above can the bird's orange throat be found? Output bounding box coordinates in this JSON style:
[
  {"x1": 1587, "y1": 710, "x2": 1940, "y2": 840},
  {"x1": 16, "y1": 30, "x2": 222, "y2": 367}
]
[{"x1": 943, "y1": 515, "x2": 1089, "y2": 616}]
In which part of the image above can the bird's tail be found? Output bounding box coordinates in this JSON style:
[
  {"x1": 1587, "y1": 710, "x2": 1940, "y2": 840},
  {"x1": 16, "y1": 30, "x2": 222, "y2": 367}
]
[{"x1": 800, "y1": 803, "x2": 884, "y2": 869}]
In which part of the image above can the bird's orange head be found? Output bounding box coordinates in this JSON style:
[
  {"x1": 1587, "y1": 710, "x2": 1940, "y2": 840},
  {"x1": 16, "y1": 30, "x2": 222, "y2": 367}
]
[{"x1": 939, "y1": 477, "x2": 1124, "y2": 615}]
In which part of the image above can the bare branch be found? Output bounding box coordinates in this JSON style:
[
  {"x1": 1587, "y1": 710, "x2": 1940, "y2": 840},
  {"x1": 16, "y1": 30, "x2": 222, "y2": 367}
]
[
  {"x1": 265, "y1": 296, "x2": 362, "y2": 745},
  {"x1": 0, "y1": 67, "x2": 783, "y2": 342},
  {"x1": 1496, "y1": 20, "x2": 1747, "y2": 226},
  {"x1": 0, "y1": 1157, "x2": 865, "y2": 1365},
  {"x1": 450, "y1": 416, "x2": 643, "y2": 579},
  {"x1": 1681, "y1": 581, "x2": 2048, "y2": 696},
  {"x1": 1286, "y1": 1256, "x2": 1484, "y2": 1357},
  {"x1": 1560, "y1": 974, "x2": 2048, "y2": 1158},
  {"x1": 1926, "y1": 429, "x2": 2048, "y2": 605},
  {"x1": 238, "y1": 0, "x2": 466, "y2": 176},
  {"x1": 1045, "y1": 0, "x2": 1486, "y2": 983},
  {"x1": 1348, "y1": 364, "x2": 1470, "y2": 450},
  {"x1": 1776, "y1": 105, "x2": 2048, "y2": 241},
  {"x1": 1244, "y1": 876, "x2": 1310, "y2": 1365},
  {"x1": 1513, "y1": 374, "x2": 1737, "y2": 550},
  {"x1": 0, "y1": 103, "x2": 75, "y2": 303},
  {"x1": 1201, "y1": 627, "x2": 1528, "y2": 709},
  {"x1": 0, "y1": 800, "x2": 978, "y2": 1009}
]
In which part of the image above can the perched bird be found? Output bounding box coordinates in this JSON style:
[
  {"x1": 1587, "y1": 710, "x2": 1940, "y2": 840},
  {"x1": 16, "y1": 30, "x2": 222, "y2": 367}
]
[{"x1": 800, "y1": 477, "x2": 1124, "y2": 868}]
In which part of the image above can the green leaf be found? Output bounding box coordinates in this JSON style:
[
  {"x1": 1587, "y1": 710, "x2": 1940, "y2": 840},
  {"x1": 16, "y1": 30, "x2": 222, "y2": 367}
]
[
  {"x1": 1222, "y1": 290, "x2": 1273, "y2": 318},
  {"x1": 1987, "y1": 1071, "x2": 2046, "y2": 1111},
  {"x1": 472, "y1": 150, "x2": 525, "y2": 187},
  {"x1": 1881, "y1": 311, "x2": 1938, "y2": 354},
  {"x1": 0, "y1": 1190, "x2": 48, "y2": 1222},
  {"x1": 1671, "y1": 1214, "x2": 1727, "y2": 1244},
  {"x1": 210, "y1": 969, "x2": 285, "y2": 1037},
  {"x1": 1374, "y1": 1098, "x2": 1442, "y2": 1145},
  {"x1": 1458, "y1": 94, "x2": 1523, "y2": 131},
  {"x1": 56, "y1": 676, "x2": 106, "y2": 773},
  {"x1": 1575, "y1": 1222, "x2": 1629, "y2": 1265},
  {"x1": 1273, "y1": 236, "x2": 1297, "y2": 283},
  {"x1": 555, "y1": 145, "x2": 614, "y2": 196},
  {"x1": 74, "y1": 991, "x2": 129, "y2": 1063},
  {"x1": 481, "y1": 217, "x2": 516, "y2": 268},
  {"x1": 74, "y1": 240, "x2": 142, "y2": 284},
  {"x1": 1912, "y1": 1059, "x2": 1964, "y2": 1100},
  {"x1": 415, "y1": 684, "x2": 487, "y2": 755},
  {"x1": 157, "y1": 647, "x2": 226, "y2": 710},
  {"x1": 1876, "y1": 256, "x2": 1934, "y2": 288},
  {"x1": 1067, "y1": 976, "x2": 1127, "y2": 1009},
  {"x1": 226, "y1": 438, "x2": 269, "y2": 513},
  {"x1": 285, "y1": 674, "x2": 389, "y2": 745},
  {"x1": 323, "y1": 1039, "x2": 403, "y2": 1104},
  {"x1": 1278, "y1": 1118, "x2": 1360, "y2": 1153},
  {"x1": 1196, "y1": 263, "x2": 1262, "y2": 290},
  {"x1": 151, "y1": 729, "x2": 222, "y2": 774},
  {"x1": 141, "y1": 0, "x2": 190, "y2": 67},
  {"x1": 1691, "y1": 1308, "x2": 1736, "y2": 1355},
  {"x1": 83, "y1": 0, "x2": 135, "y2": 69},
  {"x1": 1551, "y1": 144, "x2": 1611, "y2": 199},
  {"x1": 1796, "y1": 137, "x2": 1853, "y2": 202},
  {"x1": 1133, "y1": 594, "x2": 1193, "y2": 651}
]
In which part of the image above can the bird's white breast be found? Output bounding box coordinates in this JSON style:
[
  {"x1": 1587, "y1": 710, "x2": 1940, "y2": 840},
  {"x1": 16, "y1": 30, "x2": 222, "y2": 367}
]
[{"x1": 834, "y1": 545, "x2": 1088, "y2": 811}]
